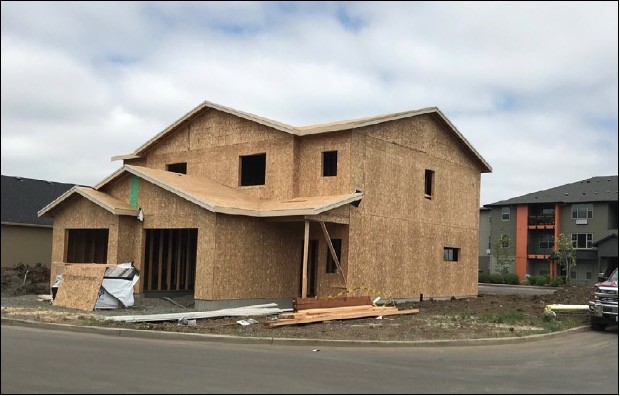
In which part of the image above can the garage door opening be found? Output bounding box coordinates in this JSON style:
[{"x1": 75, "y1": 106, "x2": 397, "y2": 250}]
[
  {"x1": 66, "y1": 229, "x2": 109, "y2": 263},
  {"x1": 143, "y1": 229, "x2": 197, "y2": 292}
]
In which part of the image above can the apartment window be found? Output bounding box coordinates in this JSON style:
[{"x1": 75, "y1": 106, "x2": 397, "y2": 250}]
[
  {"x1": 240, "y1": 153, "x2": 266, "y2": 186},
  {"x1": 586, "y1": 272, "x2": 592, "y2": 280},
  {"x1": 326, "y1": 239, "x2": 342, "y2": 273},
  {"x1": 571, "y1": 233, "x2": 593, "y2": 249},
  {"x1": 570, "y1": 271, "x2": 577, "y2": 279},
  {"x1": 500, "y1": 234, "x2": 510, "y2": 248},
  {"x1": 166, "y1": 162, "x2": 187, "y2": 174},
  {"x1": 424, "y1": 169, "x2": 434, "y2": 199},
  {"x1": 443, "y1": 247, "x2": 459, "y2": 262},
  {"x1": 501, "y1": 207, "x2": 510, "y2": 221},
  {"x1": 539, "y1": 234, "x2": 554, "y2": 249},
  {"x1": 571, "y1": 204, "x2": 593, "y2": 219},
  {"x1": 322, "y1": 151, "x2": 338, "y2": 177}
]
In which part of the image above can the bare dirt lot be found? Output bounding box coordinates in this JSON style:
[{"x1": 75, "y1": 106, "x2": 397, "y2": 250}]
[{"x1": 1, "y1": 275, "x2": 593, "y2": 341}]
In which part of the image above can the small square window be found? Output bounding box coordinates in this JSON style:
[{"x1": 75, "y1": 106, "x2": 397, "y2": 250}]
[
  {"x1": 322, "y1": 151, "x2": 338, "y2": 177},
  {"x1": 570, "y1": 271, "x2": 577, "y2": 279},
  {"x1": 443, "y1": 247, "x2": 459, "y2": 262},
  {"x1": 240, "y1": 153, "x2": 266, "y2": 186}
]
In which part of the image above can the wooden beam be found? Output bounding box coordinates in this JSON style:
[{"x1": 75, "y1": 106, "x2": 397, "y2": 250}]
[
  {"x1": 157, "y1": 229, "x2": 164, "y2": 291},
  {"x1": 166, "y1": 230, "x2": 173, "y2": 290},
  {"x1": 176, "y1": 230, "x2": 182, "y2": 291},
  {"x1": 294, "y1": 296, "x2": 371, "y2": 310},
  {"x1": 185, "y1": 229, "x2": 192, "y2": 290},
  {"x1": 301, "y1": 220, "x2": 310, "y2": 298},
  {"x1": 319, "y1": 221, "x2": 346, "y2": 285},
  {"x1": 147, "y1": 231, "x2": 154, "y2": 291}
]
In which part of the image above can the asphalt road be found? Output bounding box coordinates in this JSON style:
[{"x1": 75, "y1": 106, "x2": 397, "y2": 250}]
[{"x1": 1, "y1": 325, "x2": 617, "y2": 394}]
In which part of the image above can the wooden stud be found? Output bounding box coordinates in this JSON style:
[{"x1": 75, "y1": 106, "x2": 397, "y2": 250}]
[
  {"x1": 147, "y1": 231, "x2": 154, "y2": 291},
  {"x1": 157, "y1": 229, "x2": 164, "y2": 291},
  {"x1": 319, "y1": 221, "x2": 346, "y2": 285},
  {"x1": 166, "y1": 230, "x2": 173, "y2": 290},
  {"x1": 301, "y1": 220, "x2": 310, "y2": 298},
  {"x1": 185, "y1": 229, "x2": 191, "y2": 290},
  {"x1": 176, "y1": 230, "x2": 182, "y2": 290}
]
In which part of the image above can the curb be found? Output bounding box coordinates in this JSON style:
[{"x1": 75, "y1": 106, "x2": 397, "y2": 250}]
[{"x1": 1, "y1": 318, "x2": 589, "y2": 348}]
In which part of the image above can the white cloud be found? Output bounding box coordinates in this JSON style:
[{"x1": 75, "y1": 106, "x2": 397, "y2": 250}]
[{"x1": 0, "y1": 1, "x2": 617, "y2": 205}]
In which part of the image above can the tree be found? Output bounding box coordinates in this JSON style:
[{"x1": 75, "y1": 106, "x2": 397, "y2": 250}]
[
  {"x1": 553, "y1": 233, "x2": 576, "y2": 284},
  {"x1": 492, "y1": 234, "x2": 512, "y2": 276}
]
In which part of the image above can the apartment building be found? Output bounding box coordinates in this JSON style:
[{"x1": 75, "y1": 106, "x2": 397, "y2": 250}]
[{"x1": 484, "y1": 176, "x2": 618, "y2": 285}]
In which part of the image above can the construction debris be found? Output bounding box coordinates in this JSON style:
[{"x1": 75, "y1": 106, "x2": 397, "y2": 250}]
[
  {"x1": 294, "y1": 296, "x2": 372, "y2": 311},
  {"x1": 544, "y1": 304, "x2": 589, "y2": 314},
  {"x1": 264, "y1": 303, "x2": 419, "y2": 327},
  {"x1": 106, "y1": 303, "x2": 287, "y2": 323}
]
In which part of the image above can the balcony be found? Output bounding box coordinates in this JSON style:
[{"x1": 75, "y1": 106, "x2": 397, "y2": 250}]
[
  {"x1": 527, "y1": 244, "x2": 553, "y2": 260},
  {"x1": 528, "y1": 214, "x2": 555, "y2": 229}
]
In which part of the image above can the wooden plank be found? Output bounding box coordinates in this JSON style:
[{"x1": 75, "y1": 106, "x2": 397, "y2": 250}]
[
  {"x1": 185, "y1": 229, "x2": 191, "y2": 290},
  {"x1": 294, "y1": 296, "x2": 371, "y2": 310},
  {"x1": 266, "y1": 307, "x2": 419, "y2": 327},
  {"x1": 301, "y1": 220, "x2": 310, "y2": 298},
  {"x1": 107, "y1": 303, "x2": 283, "y2": 323},
  {"x1": 157, "y1": 229, "x2": 164, "y2": 291},
  {"x1": 280, "y1": 305, "x2": 397, "y2": 318},
  {"x1": 53, "y1": 265, "x2": 107, "y2": 311},
  {"x1": 176, "y1": 230, "x2": 182, "y2": 291},
  {"x1": 166, "y1": 230, "x2": 173, "y2": 290},
  {"x1": 147, "y1": 231, "x2": 154, "y2": 291}
]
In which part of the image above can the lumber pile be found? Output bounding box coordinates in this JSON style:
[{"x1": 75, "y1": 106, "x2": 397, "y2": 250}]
[{"x1": 265, "y1": 296, "x2": 419, "y2": 327}]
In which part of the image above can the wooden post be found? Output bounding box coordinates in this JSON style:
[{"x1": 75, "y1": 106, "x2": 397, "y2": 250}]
[
  {"x1": 319, "y1": 221, "x2": 346, "y2": 285},
  {"x1": 176, "y1": 230, "x2": 182, "y2": 291},
  {"x1": 147, "y1": 231, "x2": 154, "y2": 291},
  {"x1": 301, "y1": 220, "x2": 310, "y2": 298},
  {"x1": 166, "y1": 231, "x2": 173, "y2": 290},
  {"x1": 157, "y1": 229, "x2": 164, "y2": 291}
]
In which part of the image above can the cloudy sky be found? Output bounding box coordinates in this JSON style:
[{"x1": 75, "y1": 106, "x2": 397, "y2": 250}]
[{"x1": 1, "y1": 1, "x2": 618, "y2": 205}]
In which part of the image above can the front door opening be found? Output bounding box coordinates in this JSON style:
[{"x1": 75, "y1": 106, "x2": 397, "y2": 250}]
[
  {"x1": 143, "y1": 229, "x2": 197, "y2": 292},
  {"x1": 66, "y1": 228, "x2": 109, "y2": 263},
  {"x1": 300, "y1": 239, "x2": 318, "y2": 297}
]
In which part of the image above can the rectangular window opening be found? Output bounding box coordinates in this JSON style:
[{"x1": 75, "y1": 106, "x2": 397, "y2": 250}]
[
  {"x1": 539, "y1": 234, "x2": 554, "y2": 249},
  {"x1": 143, "y1": 229, "x2": 197, "y2": 292},
  {"x1": 322, "y1": 151, "x2": 338, "y2": 177},
  {"x1": 443, "y1": 247, "x2": 459, "y2": 262},
  {"x1": 326, "y1": 239, "x2": 342, "y2": 274},
  {"x1": 166, "y1": 162, "x2": 187, "y2": 174},
  {"x1": 424, "y1": 169, "x2": 434, "y2": 199},
  {"x1": 66, "y1": 229, "x2": 109, "y2": 264},
  {"x1": 240, "y1": 153, "x2": 266, "y2": 186},
  {"x1": 500, "y1": 234, "x2": 510, "y2": 248},
  {"x1": 571, "y1": 204, "x2": 593, "y2": 219},
  {"x1": 502, "y1": 207, "x2": 510, "y2": 221},
  {"x1": 571, "y1": 233, "x2": 593, "y2": 249}
]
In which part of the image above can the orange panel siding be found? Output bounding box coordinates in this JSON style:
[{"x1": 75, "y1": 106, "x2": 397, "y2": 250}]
[{"x1": 516, "y1": 205, "x2": 528, "y2": 280}]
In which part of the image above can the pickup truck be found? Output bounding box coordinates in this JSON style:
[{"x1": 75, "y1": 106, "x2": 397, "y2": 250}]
[{"x1": 588, "y1": 268, "x2": 618, "y2": 330}]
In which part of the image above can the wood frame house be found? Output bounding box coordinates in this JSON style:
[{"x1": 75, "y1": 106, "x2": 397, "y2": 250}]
[{"x1": 39, "y1": 101, "x2": 491, "y2": 308}]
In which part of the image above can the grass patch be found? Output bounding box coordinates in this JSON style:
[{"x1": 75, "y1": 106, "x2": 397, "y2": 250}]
[{"x1": 479, "y1": 311, "x2": 525, "y2": 325}]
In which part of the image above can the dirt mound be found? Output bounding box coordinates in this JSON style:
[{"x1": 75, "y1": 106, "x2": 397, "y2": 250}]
[
  {"x1": 548, "y1": 283, "x2": 592, "y2": 305},
  {"x1": 1, "y1": 264, "x2": 50, "y2": 297}
]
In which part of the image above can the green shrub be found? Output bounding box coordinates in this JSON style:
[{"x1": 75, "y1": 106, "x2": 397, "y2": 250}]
[
  {"x1": 489, "y1": 274, "x2": 505, "y2": 284},
  {"x1": 504, "y1": 273, "x2": 520, "y2": 285},
  {"x1": 549, "y1": 277, "x2": 565, "y2": 287},
  {"x1": 478, "y1": 273, "x2": 491, "y2": 283}
]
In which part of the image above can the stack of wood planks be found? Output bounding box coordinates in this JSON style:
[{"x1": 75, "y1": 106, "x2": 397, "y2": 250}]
[{"x1": 264, "y1": 296, "x2": 419, "y2": 327}]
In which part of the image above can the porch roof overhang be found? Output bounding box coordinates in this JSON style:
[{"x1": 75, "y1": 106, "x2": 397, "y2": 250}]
[
  {"x1": 38, "y1": 186, "x2": 140, "y2": 217},
  {"x1": 43, "y1": 165, "x2": 363, "y2": 219}
]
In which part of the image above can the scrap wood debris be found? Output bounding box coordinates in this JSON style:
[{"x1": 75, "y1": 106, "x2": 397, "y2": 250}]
[{"x1": 264, "y1": 297, "x2": 419, "y2": 327}]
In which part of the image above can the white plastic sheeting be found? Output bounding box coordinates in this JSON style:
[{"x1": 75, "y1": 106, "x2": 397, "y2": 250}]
[{"x1": 95, "y1": 263, "x2": 139, "y2": 310}]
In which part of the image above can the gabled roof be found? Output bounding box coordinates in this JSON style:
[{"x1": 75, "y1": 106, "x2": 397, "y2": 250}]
[
  {"x1": 486, "y1": 176, "x2": 619, "y2": 206},
  {"x1": 593, "y1": 233, "x2": 618, "y2": 247},
  {"x1": 38, "y1": 186, "x2": 140, "y2": 217},
  {"x1": 112, "y1": 101, "x2": 492, "y2": 172},
  {"x1": 47, "y1": 165, "x2": 363, "y2": 218},
  {"x1": 1, "y1": 175, "x2": 74, "y2": 227}
]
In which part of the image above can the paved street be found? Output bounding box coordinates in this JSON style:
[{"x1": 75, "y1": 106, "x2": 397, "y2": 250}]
[{"x1": 1, "y1": 325, "x2": 617, "y2": 394}]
